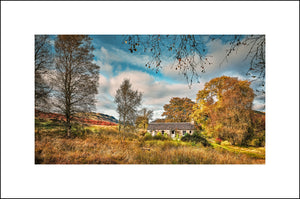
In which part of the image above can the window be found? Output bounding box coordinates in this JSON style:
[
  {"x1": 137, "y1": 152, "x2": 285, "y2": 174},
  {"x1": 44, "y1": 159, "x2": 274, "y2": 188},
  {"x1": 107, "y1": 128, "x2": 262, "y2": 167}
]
[
  {"x1": 172, "y1": 130, "x2": 175, "y2": 134},
  {"x1": 190, "y1": 131, "x2": 192, "y2": 134},
  {"x1": 183, "y1": 130, "x2": 186, "y2": 135},
  {"x1": 162, "y1": 130, "x2": 164, "y2": 135}
]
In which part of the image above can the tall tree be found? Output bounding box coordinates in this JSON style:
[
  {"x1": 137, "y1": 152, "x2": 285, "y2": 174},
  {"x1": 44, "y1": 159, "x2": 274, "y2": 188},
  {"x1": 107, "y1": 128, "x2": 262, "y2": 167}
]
[
  {"x1": 35, "y1": 35, "x2": 53, "y2": 110},
  {"x1": 135, "y1": 108, "x2": 153, "y2": 130},
  {"x1": 114, "y1": 79, "x2": 142, "y2": 141},
  {"x1": 162, "y1": 97, "x2": 195, "y2": 122},
  {"x1": 192, "y1": 76, "x2": 255, "y2": 145},
  {"x1": 52, "y1": 35, "x2": 100, "y2": 137}
]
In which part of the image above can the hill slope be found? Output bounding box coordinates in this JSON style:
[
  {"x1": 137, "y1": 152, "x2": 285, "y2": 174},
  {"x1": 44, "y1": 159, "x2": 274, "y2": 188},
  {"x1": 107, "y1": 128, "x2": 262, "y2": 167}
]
[
  {"x1": 75, "y1": 112, "x2": 118, "y2": 124},
  {"x1": 35, "y1": 110, "x2": 118, "y2": 126}
]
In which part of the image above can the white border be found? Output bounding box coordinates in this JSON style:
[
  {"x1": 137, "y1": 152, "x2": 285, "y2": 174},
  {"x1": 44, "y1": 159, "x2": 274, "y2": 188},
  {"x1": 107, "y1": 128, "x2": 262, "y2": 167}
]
[{"x1": 1, "y1": 1, "x2": 299, "y2": 198}]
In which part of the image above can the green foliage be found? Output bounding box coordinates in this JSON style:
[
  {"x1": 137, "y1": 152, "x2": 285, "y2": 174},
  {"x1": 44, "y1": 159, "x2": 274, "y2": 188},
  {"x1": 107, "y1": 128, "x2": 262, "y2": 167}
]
[
  {"x1": 153, "y1": 132, "x2": 164, "y2": 140},
  {"x1": 143, "y1": 132, "x2": 153, "y2": 141},
  {"x1": 181, "y1": 131, "x2": 210, "y2": 147},
  {"x1": 221, "y1": 140, "x2": 231, "y2": 146},
  {"x1": 152, "y1": 132, "x2": 171, "y2": 141},
  {"x1": 163, "y1": 133, "x2": 169, "y2": 139}
]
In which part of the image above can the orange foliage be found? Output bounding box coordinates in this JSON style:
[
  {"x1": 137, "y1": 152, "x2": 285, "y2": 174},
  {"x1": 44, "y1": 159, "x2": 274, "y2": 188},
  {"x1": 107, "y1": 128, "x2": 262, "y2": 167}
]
[
  {"x1": 162, "y1": 97, "x2": 195, "y2": 122},
  {"x1": 192, "y1": 76, "x2": 256, "y2": 145}
]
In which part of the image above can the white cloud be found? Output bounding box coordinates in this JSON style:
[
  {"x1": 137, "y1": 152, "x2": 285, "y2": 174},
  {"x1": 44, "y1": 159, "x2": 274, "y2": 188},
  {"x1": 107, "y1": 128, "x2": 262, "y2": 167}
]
[
  {"x1": 160, "y1": 38, "x2": 255, "y2": 85},
  {"x1": 252, "y1": 103, "x2": 265, "y2": 111},
  {"x1": 111, "y1": 47, "x2": 150, "y2": 66},
  {"x1": 95, "y1": 60, "x2": 113, "y2": 75},
  {"x1": 96, "y1": 70, "x2": 205, "y2": 120},
  {"x1": 93, "y1": 46, "x2": 150, "y2": 72}
]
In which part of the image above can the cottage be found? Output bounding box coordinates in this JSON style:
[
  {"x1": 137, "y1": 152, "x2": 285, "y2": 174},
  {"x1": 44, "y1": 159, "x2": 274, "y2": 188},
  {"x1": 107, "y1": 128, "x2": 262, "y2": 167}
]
[{"x1": 147, "y1": 121, "x2": 195, "y2": 138}]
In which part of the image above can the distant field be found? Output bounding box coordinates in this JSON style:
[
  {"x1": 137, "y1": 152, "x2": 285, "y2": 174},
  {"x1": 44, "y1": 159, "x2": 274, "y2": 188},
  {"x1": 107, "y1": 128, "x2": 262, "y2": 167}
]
[{"x1": 35, "y1": 118, "x2": 265, "y2": 164}]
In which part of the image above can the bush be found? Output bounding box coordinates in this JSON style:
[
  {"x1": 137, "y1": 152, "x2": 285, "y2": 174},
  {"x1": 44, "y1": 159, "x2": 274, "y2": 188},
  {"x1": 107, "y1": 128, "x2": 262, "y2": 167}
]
[
  {"x1": 221, "y1": 140, "x2": 231, "y2": 146},
  {"x1": 153, "y1": 132, "x2": 171, "y2": 141},
  {"x1": 215, "y1": 138, "x2": 222, "y2": 145},
  {"x1": 250, "y1": 139, "x2": 260, "y2": 147},
  {"x1": 143, "y1": 132, "x2": 153, "y2": 141},
  {"x1": 181, "y1": 132, "x2": 210, "y2": 147},
  {"x1": 181, "y1": 133, "x2": 191, "y2": 142},
  {"x1": 249, "y1": 138, "x2": 265, "y2": 147},
  {"x1": 164, "y1": 133, "x2": 170, "y2": 139},
  {"x1": 153, "y1": 132, "x2": 163, "y2": 140}
]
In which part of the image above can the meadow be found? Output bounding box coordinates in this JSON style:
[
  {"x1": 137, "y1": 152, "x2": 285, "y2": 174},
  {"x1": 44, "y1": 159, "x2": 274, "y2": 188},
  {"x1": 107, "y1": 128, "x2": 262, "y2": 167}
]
[{"x1": 35, "y1": 118, "x2": 265, "y2": 164}]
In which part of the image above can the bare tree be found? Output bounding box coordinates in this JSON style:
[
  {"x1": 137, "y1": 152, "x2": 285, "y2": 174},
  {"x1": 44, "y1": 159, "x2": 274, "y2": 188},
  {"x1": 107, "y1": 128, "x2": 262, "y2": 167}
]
[
  {"x1": 35, "y1": 35, "x2": 53, "y2": 110},
  {"x1": 114, "y1": 79, "x2": 142, "y2": 141},
  {"x1": 135, "y1": 108, "x2": 153, "y2": 130},
  {"x1": 123, "y1": 35, "x2": 265, "y2": 93},
  {"x1": 52, "y1": 35, "x2": 100, "y2": 137}
]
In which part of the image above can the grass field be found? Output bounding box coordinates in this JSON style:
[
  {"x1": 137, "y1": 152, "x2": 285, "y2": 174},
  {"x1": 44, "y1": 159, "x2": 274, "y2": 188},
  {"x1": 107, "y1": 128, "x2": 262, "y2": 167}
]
[{"x1": 35, "y1": 119, "x2": 265, "y2": 164}]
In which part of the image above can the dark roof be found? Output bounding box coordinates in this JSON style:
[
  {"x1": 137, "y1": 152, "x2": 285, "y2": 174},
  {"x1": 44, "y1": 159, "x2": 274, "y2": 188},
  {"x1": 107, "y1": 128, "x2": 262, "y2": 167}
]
[{"x1": 147, "y1": 122, "x2": 195, "y2": 131}]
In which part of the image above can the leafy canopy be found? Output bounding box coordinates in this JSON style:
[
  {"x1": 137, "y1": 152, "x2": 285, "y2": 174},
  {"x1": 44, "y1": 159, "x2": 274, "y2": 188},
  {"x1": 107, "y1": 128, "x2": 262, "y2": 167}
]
[
  {"x1": 192, "y1": 76, "x2": 255, "y2": 145},
  {"x1": 162, "y1": 97, "x2": 195, "y2": 122}
]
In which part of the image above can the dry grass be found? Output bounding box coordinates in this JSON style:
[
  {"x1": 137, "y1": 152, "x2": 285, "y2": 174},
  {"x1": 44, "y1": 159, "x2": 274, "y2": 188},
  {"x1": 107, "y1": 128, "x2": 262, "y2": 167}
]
[{"x1": 35, "y1": 124, "x2": 264, "y2": 164}]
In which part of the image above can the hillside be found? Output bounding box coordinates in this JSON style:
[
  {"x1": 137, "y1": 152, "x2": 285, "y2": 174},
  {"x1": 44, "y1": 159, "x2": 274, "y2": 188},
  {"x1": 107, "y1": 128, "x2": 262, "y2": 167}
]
[
  {"x1": 75, "y1": 112, "x2": 118, "y2": 124},
  {"x1": 35, "y1": 110, "x2": 118, "y2": 126}
]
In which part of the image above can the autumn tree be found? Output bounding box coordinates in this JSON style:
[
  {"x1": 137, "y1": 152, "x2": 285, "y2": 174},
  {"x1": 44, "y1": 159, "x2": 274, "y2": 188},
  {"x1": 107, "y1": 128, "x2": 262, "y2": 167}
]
[
  {"x1": 135, "y1": 108, "x2": 153, "y2": 130},
  {"x1": 123, "y1": 35, "x2": 265, "y2": 92},
  {"x1": 114, "y1": 79, "x2": 142, "y2": 141},
  {"x1": 162, "y1": 97, "x2": 195, "y2": 122},
  {"x1": 52, "y1": 35, "x2": 100, "y2": 137},
  {"x1": 192, "y1": 76, "x2": 255, "y2": 145},
  {"x1": 35, "y1": 35, "x2": 53, "y2": 110}
]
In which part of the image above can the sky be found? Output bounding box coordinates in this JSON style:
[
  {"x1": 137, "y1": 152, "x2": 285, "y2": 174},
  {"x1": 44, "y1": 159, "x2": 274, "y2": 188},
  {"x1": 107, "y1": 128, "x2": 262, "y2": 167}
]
[{"x1": 89, "y1": 35, "x2": 265, "y2": 120}]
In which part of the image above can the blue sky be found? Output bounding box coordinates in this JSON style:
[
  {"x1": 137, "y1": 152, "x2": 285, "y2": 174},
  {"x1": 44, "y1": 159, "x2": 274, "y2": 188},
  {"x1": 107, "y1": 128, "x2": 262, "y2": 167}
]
[{"x1": 89, "y1": 35, "x2": 265, "y2": 120}]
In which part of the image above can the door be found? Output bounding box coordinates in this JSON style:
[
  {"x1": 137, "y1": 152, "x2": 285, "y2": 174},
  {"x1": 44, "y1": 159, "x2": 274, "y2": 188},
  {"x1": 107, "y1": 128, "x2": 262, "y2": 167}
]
[{"x1": 171, "y1": 130, "x2": 175, "y2": 138}]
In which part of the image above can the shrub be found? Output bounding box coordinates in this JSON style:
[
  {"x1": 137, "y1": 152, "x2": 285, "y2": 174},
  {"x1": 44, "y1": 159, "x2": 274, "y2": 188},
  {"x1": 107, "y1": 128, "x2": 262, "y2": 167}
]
[
  {"x1": 250, "y1": 139, "x2": 260, "y2": 147},
  {"x1": 181, "y1": 133, "x2": 191, "y2": 142},
  {"x1": 153, "y1": 132, "x2": 164, "y2": 140},
  {"x1": 181, "y1": 132, "x2": 210, "y2": 147},
  {"x1": 143, "y1": 132, "x2": 153, "y2": 141},
  {"x1": 215, "y1": 138, "x2": 222, "y2": 144},
  {"x1": 249, "y1": 138, "x2": 264, "y2": 147},
  {"x1": 164, "y1": 133, "x2": 170, "y2": 139},
  {"x1": 221, "y1": 140, "x2": 231, "y2": 146}
]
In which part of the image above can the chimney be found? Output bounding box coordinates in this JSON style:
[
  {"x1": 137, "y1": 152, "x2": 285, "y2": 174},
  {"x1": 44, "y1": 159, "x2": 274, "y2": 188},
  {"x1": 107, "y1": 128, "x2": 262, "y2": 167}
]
[{"x1": 190, "y1": 118, "x2": 194, "y2": 125}]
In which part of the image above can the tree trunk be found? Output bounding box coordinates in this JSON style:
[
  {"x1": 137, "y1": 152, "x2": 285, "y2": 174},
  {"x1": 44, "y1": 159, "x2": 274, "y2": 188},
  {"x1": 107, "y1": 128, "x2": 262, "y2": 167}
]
[
  {"x1": 66, "y1": 117, "x2": 71, "y2": 137},
  {"x1": 118, "y1": 119, "x2": 122, "y2": 143},
  {"x1": 123, "y1": 115, "x2": 126, "y2": 143}
]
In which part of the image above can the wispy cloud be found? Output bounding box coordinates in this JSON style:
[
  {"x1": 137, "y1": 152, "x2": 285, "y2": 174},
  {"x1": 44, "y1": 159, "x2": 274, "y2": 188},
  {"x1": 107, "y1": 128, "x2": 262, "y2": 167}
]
[{"x1": 93, "y1": 46, "x2": 150, "y2": 73}]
